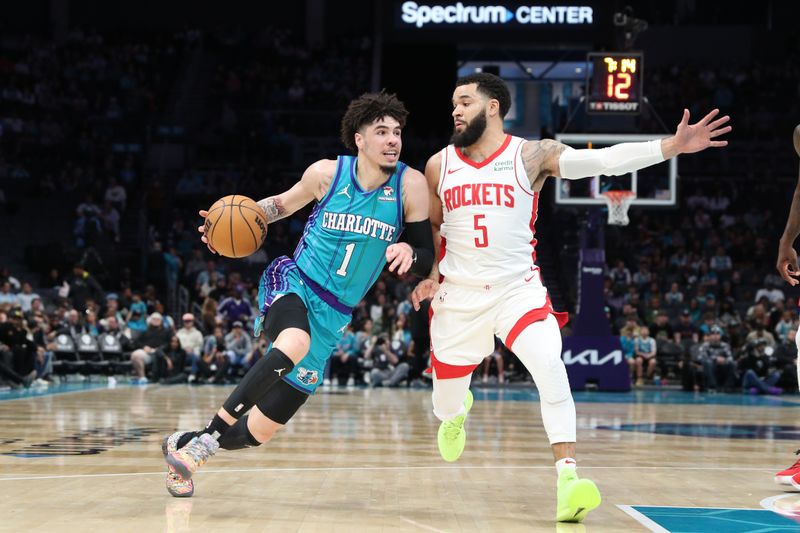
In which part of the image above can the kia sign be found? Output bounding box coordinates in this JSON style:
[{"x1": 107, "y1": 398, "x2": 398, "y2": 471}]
[
  {"x1": 562, "y1": 336, "x2": 630, "y2": 391},
  {"x1": 399, "y1": 2, "x2": 594, "y2": 28}
]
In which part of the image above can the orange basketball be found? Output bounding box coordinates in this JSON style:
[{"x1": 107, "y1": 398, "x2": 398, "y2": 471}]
[{"x1": 204, "y1": 195, "x2": 268, "y2": 258}]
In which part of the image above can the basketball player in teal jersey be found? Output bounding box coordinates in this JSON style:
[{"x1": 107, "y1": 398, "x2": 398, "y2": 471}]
[
  {"x1": 160, "y1": 92, "x2": 435, "y2": 497},
  {"x1": 774, "y1": 124, "x2": 800, "y2": 491}
]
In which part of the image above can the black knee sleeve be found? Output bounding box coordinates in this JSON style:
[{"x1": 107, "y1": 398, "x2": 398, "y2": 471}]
[
  {"x1": 217, "y1": 415, "x2": 262, "y2": 450},
  {"x1": 222, "y1": 347, "x2": 295, "y2": 418},
  {"x1": 256, "y1": 379, "x2": 309, "y2": 425},
  {"x1": 263, "y1": 293, "x2": 310, "y2": 342}
]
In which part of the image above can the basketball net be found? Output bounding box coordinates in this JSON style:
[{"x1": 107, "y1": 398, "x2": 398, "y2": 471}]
[{"x1": 600, "y1": 190, "x2": 636, "y2": 226}]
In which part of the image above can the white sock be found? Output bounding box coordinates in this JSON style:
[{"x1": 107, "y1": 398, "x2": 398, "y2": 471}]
[{"x1": 555, "y1": 457, "x2": 577, "y2": 475}]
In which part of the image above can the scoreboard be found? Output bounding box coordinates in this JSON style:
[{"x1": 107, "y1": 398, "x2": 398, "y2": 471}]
[{"x1": 586, "y1": 52, "x2": 643, "y2": 114}]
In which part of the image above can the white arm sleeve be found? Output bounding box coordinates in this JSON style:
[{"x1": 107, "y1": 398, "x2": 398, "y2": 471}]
[{"x1": 558, "y1": 139, "x2": 665, "y2": 180}]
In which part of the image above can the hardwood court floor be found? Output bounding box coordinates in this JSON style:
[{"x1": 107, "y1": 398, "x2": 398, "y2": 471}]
[{"x1": 0, "y1": 384, "x2": 798, "y2": 532}]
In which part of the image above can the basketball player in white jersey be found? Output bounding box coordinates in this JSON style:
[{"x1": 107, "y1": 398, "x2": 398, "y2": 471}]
[
  {"x1": 774, "y1": 124, "x2": 800, "y2": 491},
  {"x1": 411, "y1": 73, "x2": 731, "y2": 522}
]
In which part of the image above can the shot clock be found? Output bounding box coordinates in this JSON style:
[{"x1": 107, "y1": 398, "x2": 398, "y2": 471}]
[{"x1": 586, "y1": 52, "x2": 643, "y2": 114}]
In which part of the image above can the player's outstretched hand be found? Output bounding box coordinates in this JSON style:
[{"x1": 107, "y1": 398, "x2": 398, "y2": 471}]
[
  {"x1": 386, "y1": 243, "x2": 414, "y2": 275},
  {"x1": 777, "y1": 245, "x2": 800, "y2": 286},
  {"x1": 411, "y1": 279, "x2": 439, "y2": 311},
  {"x1": 197, "y1": 209, "x2": 218, "y2": 255},
  {"x1": 670, "y1": 108, "x2": 732, "y2": 155}
]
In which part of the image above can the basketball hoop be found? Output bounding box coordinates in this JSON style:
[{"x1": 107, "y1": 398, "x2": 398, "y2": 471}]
[{"x1": 600, "y1": 191, "x2": 636, "y2": 226}]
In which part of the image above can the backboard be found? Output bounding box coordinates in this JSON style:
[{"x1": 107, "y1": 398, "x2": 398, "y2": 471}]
[{"x1": 554, "y1": 133, "x2": 678, "y2": 207}]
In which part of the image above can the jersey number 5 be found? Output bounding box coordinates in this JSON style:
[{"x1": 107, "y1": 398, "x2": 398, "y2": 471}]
[{"x1": 473, "y1": 214, "x2": 488, "y2": 248}]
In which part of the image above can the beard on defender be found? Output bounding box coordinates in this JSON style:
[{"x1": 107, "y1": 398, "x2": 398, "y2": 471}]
[{"x1": 451, "y1": 109, "x2": 488, "y2": 148}]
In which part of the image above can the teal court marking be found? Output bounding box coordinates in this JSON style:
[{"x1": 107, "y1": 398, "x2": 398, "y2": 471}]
[
  {"x1": 619, "y1": 504, "x2": 800, "y2": 532},
  {"x1": 0, "y1": 382, "x2": 123, "y2": 401}
]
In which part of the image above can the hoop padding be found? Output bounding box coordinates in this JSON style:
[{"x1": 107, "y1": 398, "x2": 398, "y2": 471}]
[{"x1": 601, "y1": 191, "x2": 636, "y2": 226}]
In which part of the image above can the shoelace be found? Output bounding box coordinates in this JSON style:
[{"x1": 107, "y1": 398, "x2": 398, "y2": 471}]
[
  {"x1": 183, "y1": 437, "x2": 216, "y2": 467},
  {"x1": 443, "y1": 419, "x2": 463, "y2": 440}
]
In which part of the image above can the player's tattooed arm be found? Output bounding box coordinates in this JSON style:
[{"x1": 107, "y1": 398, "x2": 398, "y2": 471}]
[
  {"x1": 256, "y1": 159, "x2": 336, "y2": 222},
  {"x1": 521, "y1": 139, "x2": 568, "y2": 192},
  {"x1": 257, "y1": 197, "x2": 287, "y2": 223}
]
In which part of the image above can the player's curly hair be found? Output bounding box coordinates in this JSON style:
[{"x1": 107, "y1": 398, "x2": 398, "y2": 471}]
[
  {"x1": 340, "y1": 91, "x2": 409, "y2": 152},
  {"x1": 455, "y1": 73, "x2": 511, "y2": 118}
]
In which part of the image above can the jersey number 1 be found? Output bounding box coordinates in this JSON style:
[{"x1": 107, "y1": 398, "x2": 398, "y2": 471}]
[
  {"x1": 336, "y1": 243, "x2": 356, "y2": 276},
  {"x1": 474, "y1": 215, "x2": 488, "y2": 248}
]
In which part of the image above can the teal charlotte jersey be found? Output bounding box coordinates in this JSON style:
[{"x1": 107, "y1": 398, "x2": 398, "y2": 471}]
[
  {"x1": 255, "y1": 155, "x2": 407, "y2": 393},
  {"x1": 294, "y1": 155, "x2": 406, "y2": 307}
]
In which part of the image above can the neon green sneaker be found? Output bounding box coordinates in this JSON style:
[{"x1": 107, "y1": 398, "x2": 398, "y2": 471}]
[
  {"x1": 437, "y1": 390, "x2": 473, "y2": 462},
  {"x1": 556, "y1": 468, "x2": 601, "y2": 522}
]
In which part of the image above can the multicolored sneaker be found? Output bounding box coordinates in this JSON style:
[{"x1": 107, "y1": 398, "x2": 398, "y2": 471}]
[
  {"x1": 437, "y1": 390, "x2": 473, "y2": 462},
  {"x1": 776, "y1": 450, "x2": 800, "y2": 485},
  {"x1": 556, "y1": 468, "x2": 601, "y2": 523},
  {"x1": 792, "y1": 472, "x2": 800, "y2": 492},
  {"x1": 162, "y1": 431, "x2": 194, "y2": 497},
  {"x1": 166, "y1": 433, "x2": 219, "y2": 480}
]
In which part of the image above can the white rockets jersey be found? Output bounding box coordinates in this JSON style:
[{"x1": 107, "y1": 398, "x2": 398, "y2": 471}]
[{"x1": 437, "y1": 134, "x2": 541, "y2": 286}]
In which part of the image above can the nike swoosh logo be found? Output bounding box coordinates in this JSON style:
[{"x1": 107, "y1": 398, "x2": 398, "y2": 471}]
[
  {"x1": 524, "y1": 270, "x2": 538, "y2": 282},
  {"x1": 447, "y1": 167, "x2": 464, "y2": 174}
]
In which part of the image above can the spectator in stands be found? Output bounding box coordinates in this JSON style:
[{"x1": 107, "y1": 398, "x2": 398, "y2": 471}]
[
  {"x1": 16, "y1": 282, "x2": 40, "y2": 312},
  {"x1": 609, "y1": 260, "x2": 631, "y2": 287},
  {"x1": 0, "y1": 269, "x2": 20, "y2": 291},
  {"x1": 101, "y1": 201, "x2": 121, "y2": 242},
  {"x1": 634, "y1": 326, "x2": 657, "y2": 386},
  {"x1": 774, "y1": 310, "x2": 795, "y2": 344},
  {"x1": 102, "y1": 316, "x2": 133, "y2": 352},
  {"x1": 66, "y1": 264, "x2": 104, "y2": 311},
  {"x1": 84, "y1": 309, "x2": 101, "y2": 337},
  {"x1": 224, "y1": 321, "x2": 253, "y2": 370},
  {"x1": 0, "y1": 281, "x2": 19, "y2": 306},
  {"x1": 0, "y1": 308, "x2": 36, "y2": 387},
  {"x1": 217, "y1": 288, "x2": 252, "y2": 326},
  {"x1": 619, "y1": 323, "x2": 637, "y2": 379},
  {"x1": 130, "y1": 312, "x2": 171, "y2": 383},
  {"x1": 746, "y1": 322, "x2": 776, "y2": 347},
  {"x1": 331, "y1": 324, "x2": 360, "y2": 387},
  {"x1": 367, "y1": 334, "x2": 410, "y2": 388},
  {"x1": 709, "y1": 246, "x2": 732, "y2": 274},
  {"x1": 195, "y1": 326, "x2": 231, "y2": 384},
  {"x1": 738, "y1": 339, "x2": 783, "y2": 395},
  {"x1": 76, "y1": 194, "x2": 101, "y2": 218},
  {"x1": 696, "y1": 326, "x2": 736, "y2": 392},
  {"x1": 772, "y1": 329, "x2": 799, "y2": 391},
  {"x1": 59, "y1": 309, "x2": 88, "y2": 337},
  {"x1": 755, "y1": 281, "x2": 785, "y2": 304},
  {"x1": 650, "y1": 311, "x2": 674, "y2": 342},
  {"x1": 632, "y1": 262, "x2": 652, "y2": 288},
  {"x1": 34, "y1": 345, "x2": 53, "y2": 385},
  {"x1": 104, "y1": 177, "x2": 127, "y2": 212},
  {"x1": 176, "y1": 313, "x2": 203, "y2": 360},
  {"x1": 152, "y1": 335, "x2": 187, "y2": 383},
  {"x1": 674, "y1": 310, "x2": 699, "y2": 345},
  {"x1": 74, "y1": 207, "x2": 103, "y2": 248}
]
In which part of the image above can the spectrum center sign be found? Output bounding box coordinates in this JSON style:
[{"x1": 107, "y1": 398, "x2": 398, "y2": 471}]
[{"x1": 400, "y1": 2, "x2": 594, "y2": 28}]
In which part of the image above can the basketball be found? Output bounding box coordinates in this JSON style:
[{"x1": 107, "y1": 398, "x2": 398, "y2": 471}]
[{"x1": 204, "y1": 195, "x2": 268, "y2": 258}]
